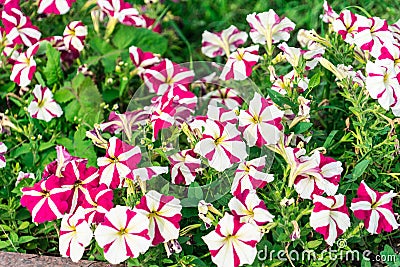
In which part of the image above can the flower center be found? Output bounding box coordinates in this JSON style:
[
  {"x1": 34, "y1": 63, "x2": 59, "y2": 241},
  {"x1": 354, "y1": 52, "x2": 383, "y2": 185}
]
[
  {"x1": 235, "y1": 51, "x2": 245, "y2": 61},
  {"x1": 214, "y1": 136, "x2": 225, "y2": 146},
  {"x1": 251, "y1": 115, "x2": 261, "y2": 124},
  {"x1": 118, "y1": 228, "x2": 128, "y2": 236},
  {"x1": 37, "y1": 99, "x2": 45, "y2": 108},
  {"x1": 41, "y1": 190, "x2": 50, "y2": 198},
  {"x1": 383, "y1": 72, "x2": 390, "y2": 84},
  {"x1": 110, "y1": 156, "x2": 119, "y2": 163}
]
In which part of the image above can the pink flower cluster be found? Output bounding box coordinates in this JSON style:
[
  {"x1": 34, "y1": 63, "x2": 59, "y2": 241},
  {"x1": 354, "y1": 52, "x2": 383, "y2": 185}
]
[
  {"x1": 20, "y1": 143, "x2": 182, "y2": 263},
  {"x1": 323, "y1": 2, "x2": 400, "y2": 116}
]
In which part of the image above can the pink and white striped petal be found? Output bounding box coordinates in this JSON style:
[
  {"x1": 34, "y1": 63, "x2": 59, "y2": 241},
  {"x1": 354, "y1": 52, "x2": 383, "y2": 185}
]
[
  {"x1": 38, "y1": 0, "x2": 76, "y2": 15},
  {"x1": 59, "y1": 207, "x2": 93, "y2": 262},
  {"x1": 229, "y1": 189, "x2": 274, "y2": 226},
  {"x1": 135, "y1": 190, "x2": 182, "y2": 246},
  {"x1": 201, "y1": 25, "x2": 248, "y2": 58},
  {"x1": 309, "y1": 194, "x2": 350, "y2": 246},
  {"x1": 350, "y1": 181, "x2": 399, "y2": 234},
  {"x1": 202, "y1": 213, "x2": 261, "y2": 267},
  {"x1": 94, "y1": 205, "x2": 151, "y2": 264},
  {"x1": 194, "y1": 119, "x2": 248, "y2": 172},
  {"x1": 27, "y1": 85, "x2": 63, "y2": 122},
  {"x1": 220, "y1": 45, "x2": 260, "y2": 81}
]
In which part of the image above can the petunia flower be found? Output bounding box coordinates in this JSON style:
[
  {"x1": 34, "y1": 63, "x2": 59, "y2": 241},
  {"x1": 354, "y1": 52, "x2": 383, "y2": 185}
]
[
  {"x1": 290, "y1": 149, "x2": 342, "y2": 200},
  {"x1": 63, "y1": 21, "x2": 87, "y2": 52},
  {"x1": 231, "y1": 156, "x2": 274, "y2": 196},
  {"x1": 129, "y1": 45, "x2": 160, "y2": 75},
  {"x1": 365, "y1": 59, "x2": 400, "y2": 112},
  {"x1": 38, "y1": 0, "x2": 76, "y2": 15},
  {"x1": 15, "y1": 171, "x2": 34, "y2": 186},
  {"x1": 2, "y1": 7, "x2": 41, "y2": 46},
  {"x1": 10, "y1": 43, "x2": 39, "y2": 87},
  {"x1": 229, "y1": 189, "x2": 274, "y2": 226},
  {"x1": 202, "y1": 213, "x2": 262, "y2": 267},
  {"x1": 99, "y1": 110, "x2": 150, "y2": 142},
  {"x1": 309, "y1": 194, "x2": 350, "y2": 246},
  {"x1": 321, "y1": 0, "x2": 338, "y2": 23},
  {"x1": 135, "y1": 190, "x2": 182, "y2": 246},
  {"x1": 238, "y1": 92, "x2": 284, "y2": 147},
  {"x1": 169, "y1": 149, "x2": 201, "y2": 185},
  {"x1": 148, "y1": 93, "x2": 177, "y2": 140},
  {"x1": 194, "y1": 119, "x2": 248, "y2": 172},
  {"x1": 278, "y1": 42, "x2": 325, "y2": 71},
  {"x1": 206, "y1": 88, "x2": 243, "y2": 109},
  {"x1": 332, "y1": 10, "x2": 361, "y2": 45},
  {"x1": 61, "y1": 161, "x2": 99, "y2": 214},
  {"x1": 27, "y1": 85, "x2": 63, "y2": 122},
  {"x1": 42, "y1": 145, "x2": 84, "y2": 179},
  {"x1": 350, "y1": 181, "x2": 399, "y2": 234},
  {"x1": 81, "y1": 184, "x2": 114, "y2": 224},
  {"x1": 246, "y1": 9, "x2": 295, "y2": 50},
  {"x1": 143, "y1": 59, "x2": 195, "y2": 95},
  {"x1": 0, "y1": 142, "x2": 7, "y2": 168},
  {"x1": 97, "y1": 137, "x2": 142, "y2": 189},
  {"x1": 21, "y1": 175, "x2": 71, "y2": 223},
  {"x1": 201, "y1": 25, "x2": 248, "y2": 58},
  {"x1": 97, "y1": 0, "x2": 144, "y2": 27},
  {"x1": 94, "y1": 205, "x2": 151, "y2": 264},
  {"x1": 354, "y1": 16, "x2": 394, "y2": 58},
  {"x1": 59, "y1": 207, "x2": 93, "y2": 262},
  {"x1": 220, "y1": 45, "x2": 260, "y2": 81}
]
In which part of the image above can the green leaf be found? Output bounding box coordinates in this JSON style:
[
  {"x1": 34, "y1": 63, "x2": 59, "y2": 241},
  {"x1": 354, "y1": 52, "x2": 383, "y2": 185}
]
[
  {"x1": 293, "y1": 122, "x2": 313, "y2": 134},
  {"x1": 64, "y1": 100, "x2": 80, "y2": 123},
  {"x1": 18, "y1": 236, "x2": 36, "y2": 244},
  {"x1": 308, "y1": 72, "x2": 321, "y2": 89},
  {"x1": 360, "y1": 258, "x2": 371, "y2": 267},
  {"x1": 380, "y1": 245, "x2": 400, "y2": 267},
  {"x1": 307, "y1": 240, "x2": 322, "y2": 249},
  {"x1": 0, "y1": 241, "x2": 11, "y2": 249},
  {"x1": 352, "y1": 159, "x2": 370, "y2": 179},
  {"x1": 63, "y1": 76, "x2": 104, "y2": 126},
  {"x1": 18, "y1": 221, "x2": 30, "y2": 230},
  {"x1": 267, "y1": 89, "x2": 297, "y2": 110},
  {"x1": 54, "y1": 88, "x2": 75, "y2": 103},
  {"x1": 43, "y1": 43, "x2": 63, "y2": 86},
  {"x1": 323, "y1": 130, "x2": 339, "y2": 149},
  {"x1": 73, "y1": 126, "x2": 97, "y2": 166},
  {"x1": 112, "y1": 25, "x2": 168, "y2": 54},
  {"x1": 188, "y1": 182, "x2": 203, "y2": 200}
]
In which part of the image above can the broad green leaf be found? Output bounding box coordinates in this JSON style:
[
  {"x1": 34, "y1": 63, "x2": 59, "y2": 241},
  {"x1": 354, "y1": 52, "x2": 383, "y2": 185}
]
[
  {"x1": 54, "y1": 88, "x2": 75, "y2": 103},
  {"x1": 380, "y1": 245, "x2": 400, "y2": 267},
  {"x1": 73, "y1": 126, "x2": 97, "y2": 166},
  {"x1": 188, "y1": 182, "x2": 203, "y2": 200},
  {"x1": 112, "y1": 25, "x2": 168, "y2": 54},
  {"x1": 63, "y1": 76, "x2": 104, "y2": 126},
  {"x1": 43, "y1": 43, "x2": 63, "y2": 86}
]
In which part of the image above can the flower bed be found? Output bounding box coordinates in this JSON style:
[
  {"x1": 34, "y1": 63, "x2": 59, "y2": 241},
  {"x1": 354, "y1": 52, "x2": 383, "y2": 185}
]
[{"x1": 0, "y1": 1, "x2": 399, "y2": 267}]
